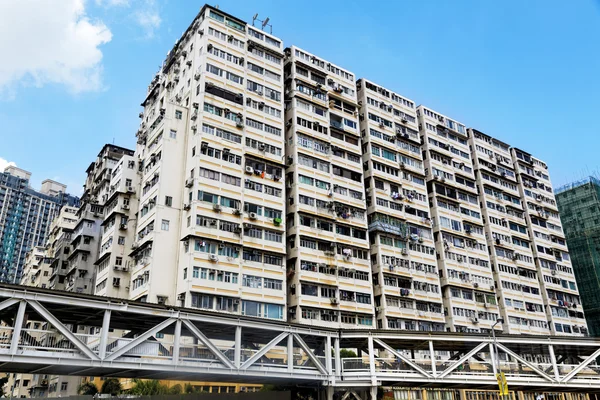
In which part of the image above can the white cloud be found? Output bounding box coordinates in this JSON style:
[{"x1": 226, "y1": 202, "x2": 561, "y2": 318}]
[
  {"x1": 0, "y1": 0, "x2": 112, "y2": 98},
  {"x1": 0, "y1": 158, "x2": 16, "y2": 173},
  {"x1": 133, "y1": 0, "x2": 161, "y2": 39},
  {"x1": 95, "y1": 0, "x2": 130, "y2": 6}
]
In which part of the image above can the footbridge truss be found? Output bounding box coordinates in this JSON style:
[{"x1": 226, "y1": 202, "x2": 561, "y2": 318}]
[{"x1": 0, "y1": 285, "x2": 598, "y2": 397}]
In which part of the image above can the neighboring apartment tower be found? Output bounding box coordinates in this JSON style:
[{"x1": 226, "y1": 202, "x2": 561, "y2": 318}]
[
  {"x1": 417, "y1": 107, "x2": 500, "y2": 333},
  {"x1": 20, "y1": 246, "x2": 52, "y2": 288},
  {"x1": 94, "y1": 154, "x2": 139, "y2": 298},
  {"x1": 469, "y1": 129, "x2": 548, "y2": 334},
  {"x1": 67, "y1": 144, "x2": 134, "y2": 294},
  {"x1": 47, "y1": 206, "x2": 79, "y2": 290},
  {"x1": 356, "y1": 79, "x2": 444, "y2": 331},
  {"x1": 134, "y1": 5, "x2": 287, "y2": 319},
  {"x1": 556, "y1": 176, "x2": 600, "y2": 336},
  {"x1": 0, "y1": 166, "x2": 79, "y2": 284},
  {"x1": 283, "y1": 47, "x2": 373, "y2": 328},
  {"x1": 512, "y1": 149, "x2": 587, "y2": 336}
]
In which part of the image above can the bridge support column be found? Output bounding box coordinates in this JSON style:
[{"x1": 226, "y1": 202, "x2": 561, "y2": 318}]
[
  {"x1": 234, "y1": 326, "x2": 242, "y2": 368},
  {"x1": 489, "y1": 343, "x2": 497, "y2": 376},
  {"x1": 370, "y1": 386, "x2": 377, "y2": 400},
  {"x1": 172, "y1": 319, "x2": 181, "y2": 364},
  {"x1": 9, "y1": 300, "x2": 26, "y2": 355},
  {"x1": 548, "y1": 344, "x2": 560, "y2": 381},
  {"x1": 98, "y1": 309, "x2": 111, "y2": 359},
  {"x1": 334, "y1": 337, "x2": 341, "y2": 376},
  {"x1": 287, "y1": 333, "x2": 294, "y2": 371}
]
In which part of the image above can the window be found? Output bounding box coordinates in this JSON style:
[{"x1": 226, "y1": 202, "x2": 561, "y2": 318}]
[
  {"x1": 170, "y1": 129, "x2": 177, "y2": 139},
  {"x1": 61, "y1": 382, "x2": 68, "y2": 391},
  {"x1": 175, "y1": 110, "x2": 182, "y2": 120},
  {"x1": 165, "y1": 196, "x2": 172, "y2": 206},
  {"x1": 118, "y1": 236, "x2": 125, "y2": 245},
  {"x1": 161, "y1": 219, "x2": 170, "y2": 231}
]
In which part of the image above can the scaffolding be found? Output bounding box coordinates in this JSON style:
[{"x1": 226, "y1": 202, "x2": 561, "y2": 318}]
[{"x1": 556, "y1": 177, "x2": 600, "y2": 336}]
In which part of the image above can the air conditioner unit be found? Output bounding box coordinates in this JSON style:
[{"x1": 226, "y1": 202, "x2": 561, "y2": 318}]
[
  {"x1": 209, "y1": 254, "x2": 219, "y2": 262},
  {"x1": 213, "y1": 203, "x2": 222, "y2": 212},
  {"x1": 185, "y1": 178, "x2": 194, "y2": 188},
  {"x1": 473, "y1": 282, "x2": 479, "y2": 288},
  {"x1": 122, "y1": 204, "x2": 130, "y2": 210},
  {"x1": 249, "y1": 212, "x2": 258, "y2": 220},
  {"x1": 401, "y1": 248, "x2": 408, "y2": 256},
  {"x1": 233, "y1": 208, "x2": 242, "y2": 216},
  {"x1": 376, "y1": 306, "x2": 382, "y2": 312},
  {"x1": 551, "y1": 270, "x2": 557, "y2": 276},
  {"x1": 131, "y1": 242, "x2": 139, "y2": 249},
  {"x1": 127, "y1": 186, "x2": 135, "y2": 193},
  {"x1": 183, "y1": 204, "x2": 191, "y2": 211},
  {"x1": 119, "y1": 223, "x2": 127, "y2": 230},
  {"x1": 330, "y1": 298, "x2": 339, "y2": 305},
  {"x1": 245, "y1": 166, "x2": 254, "y2": 174}
]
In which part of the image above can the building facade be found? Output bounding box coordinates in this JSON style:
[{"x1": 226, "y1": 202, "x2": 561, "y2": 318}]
[
  {"x1": 357, "y1": 79, "x2": 444, "y2": 331},
  {"x1": 47, "y1": 206, "x2": 79, "y2": 290},
  {"x1": 284, "y1": 47, "x2": 373, "y2": 328},
  {"x1": 556, "y1": 176, "x2": 600, "y2": 336},
  {"x1": 68, "y1": 145, "x2": 134, "y2": 295},
  {"x1": 133, "y1": 4, "x2": 287, "y2": 319},
  {"x1": 0, "y1": 166, "x2": 78, "y2": 284}
]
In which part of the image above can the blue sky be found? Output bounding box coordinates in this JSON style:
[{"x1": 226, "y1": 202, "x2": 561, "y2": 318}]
[{"x1": 0, "y1": 0, "x2": 599, "y2": 194}]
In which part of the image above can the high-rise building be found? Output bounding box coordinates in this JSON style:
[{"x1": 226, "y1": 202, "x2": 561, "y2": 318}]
[
  {"x1": 48, "y1": 206, "x2": 79, "y2": 291},
  {"x1": 417, "y1": 108, "x2": 500, "y2": 333},
  {"x1": 356, "y1": 79, "x2": 444, "y2": 331},
  {"x1": 68, "y1": 144, "x2": 134, "y2": 294},
  {"x1": 131, "y1": 4, "x2": 287, "y2": 319},
  {"x1": 94, "y1": 154, "x2": 139, "y2": 298},
  {"x1": 283, "y1": 47, "x2": 373, "y2": 328},
  {"x1": 556, "y1": 177, "x2": 600, "y2": 336},
  {"x1": 0, "y1": 166, "x2": 79, "y2": 284},
  {"x1": 20, "y1": 246, "x2": 52, "y2": 288}
]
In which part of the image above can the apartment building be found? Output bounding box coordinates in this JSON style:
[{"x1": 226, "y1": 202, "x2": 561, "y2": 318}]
[
  {"x1": 283, "y1": 46, "x2": 373, "y2": 328},
  {"x1": 94, "y1": 154, "x2": 139, "y2": 298},
  {"x1": 469, "y1": 129, "x2": 548, "y2": 334},
  {"x1": 511, "y1": 149, "x2": 586, "y2": 336},
  {"x1": 20, "y1": 246, "x2": 52, "y2": 288},
  {"x1": 556, "y1": 176, "x2": 600, "y2": 336},
  {"x1": 0, "y1": 166, "x2": 78, "y2": 284},
  {"x1": 66, "y1": 144, "x2": 134, "y2": 295},
  {"x1": 47, "y1": 206, "x2": 79, "y2": 290},
  {"x1": 134, "y1": 4, "x2": 287, "y2": 319},
  {"x1": 417, "y1": 108, "x2": 500, "y2": 333},
  {"x1": 356, "y1": 79, "x2": 443, "y2": 332}
]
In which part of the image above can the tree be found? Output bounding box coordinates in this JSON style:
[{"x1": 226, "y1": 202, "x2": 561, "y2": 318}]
[
  {"x1": 184, "y1": 383, "x2": 197, "y2": 394},
  {"x1": 77, "y1": 382, "x2": 99, "y2": 396},
  {"x1": 168, "y1": 384, "x2": 182, "y2": 394},
  {"x1": 101, "y1": 378, "x2": 122, "y2": 396},
  {"x1": 339, "y1": 349, "x2": 357, "y2": 358},
  {"x1": 129, "y1": 379, "x2": 168, "y2": 395}
]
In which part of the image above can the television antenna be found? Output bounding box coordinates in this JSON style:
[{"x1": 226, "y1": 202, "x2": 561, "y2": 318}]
[{"x1": 252, "y1": 13, "x2": 273, "y2": 34}]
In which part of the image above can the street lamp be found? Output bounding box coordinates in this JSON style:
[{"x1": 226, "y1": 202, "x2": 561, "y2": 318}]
[{"x1": 491, "y1": 318, "x2": 505, "y2": 399}]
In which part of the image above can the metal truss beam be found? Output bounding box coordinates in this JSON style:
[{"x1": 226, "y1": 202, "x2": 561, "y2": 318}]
[
  {"x1": 182, "y1": 319, "x2": 235, "y2": 370},
  {"x1": 105, "y1": 317, "x2": 175, "y2": 361},
  {"x1": 437, "y1": 342, "x2": 488, "y2": 378},
  {"x1": 240, "y1": 332, "x2": 288, "y2": 370},
  {"x1": 28, "y1": 300, "x2": 100, "y2": 360},
  {"x1": 373, "y1": 338, "x2": 432, "y2": 378},
  {"x1": 561, "y1": 345, "x2": 600, "y2": 383},
  {"x1": 495, "y1": 343, "x2": 555, "y2": 382}
]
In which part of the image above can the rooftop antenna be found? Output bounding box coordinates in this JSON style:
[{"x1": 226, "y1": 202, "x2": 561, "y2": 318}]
[{"x1": 252, "y1": 13, "x2": 273, "y2": 34}]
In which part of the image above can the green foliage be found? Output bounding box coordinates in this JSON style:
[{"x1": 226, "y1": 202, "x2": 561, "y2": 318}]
[
  {"x1": 101, "y1": 378, "x2": 122, "y2": 395},
  {"x1": 77, "y1": 382, "x2": 99, "y2": 396},
  {"x1": 331, "y1": 348, "x2": 358, "y2": 358},
  {"x1": 129, "y1": 379, "x2": 169, "y2": 395},
  {"x1": 184, "y1": 383, "x2": 196, "y2": 394},
  {"x1": 168, "y1": 384, "x2": 183, "y2": 394}
]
